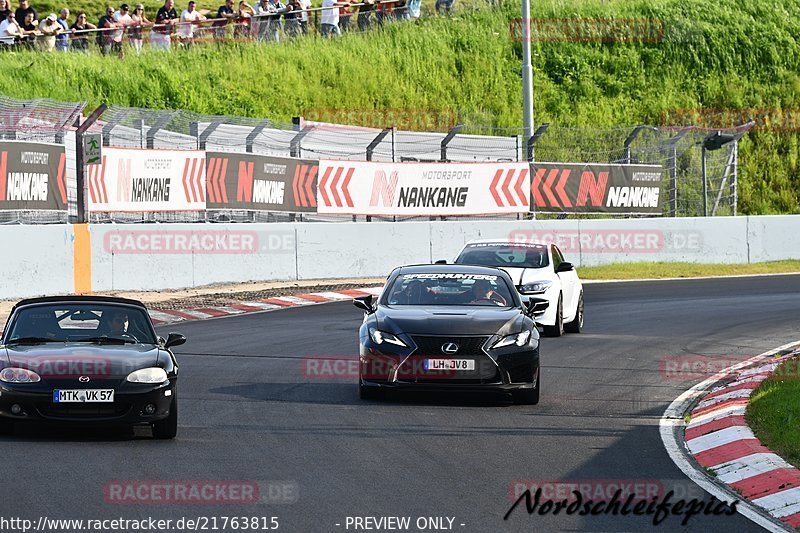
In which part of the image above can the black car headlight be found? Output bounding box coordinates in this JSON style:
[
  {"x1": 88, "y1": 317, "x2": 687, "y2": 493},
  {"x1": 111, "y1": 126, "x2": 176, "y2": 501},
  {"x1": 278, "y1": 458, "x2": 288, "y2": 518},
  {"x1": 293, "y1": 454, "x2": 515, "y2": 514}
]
[
  {"x1": 126, "y1": 367, "x2": 169, "y2": 384},
  {"x1": 368, "y1": 328, "x2": 408, "y2": 348},
  {"x1": 518, "y1": 281, "x2": 552, "y2": 295},
  {"x1": 491, "y1": 330, "x2": 531, "y2": 349},
  {"x1": 0, "y1": 367, "x2": 41, "y2": 383}
]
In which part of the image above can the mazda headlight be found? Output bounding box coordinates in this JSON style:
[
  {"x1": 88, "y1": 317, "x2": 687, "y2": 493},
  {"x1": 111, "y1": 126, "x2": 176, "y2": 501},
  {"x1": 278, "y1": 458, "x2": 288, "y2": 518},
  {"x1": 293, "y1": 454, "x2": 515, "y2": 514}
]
[
  {"x1": 369, "y1": 329, "x2": 407, "y2": 347},
  {"x1": 519, "y1": 281, "x2": 552, "y2": 294},
  {"x1": 0, "y1": 368, "x2": 41, "y2": 383},
  {"x1": 126, "y1": 367, "x2": 169, "y2": 384},
  {"x1": 492, "y1": 330, "x2": 531, "y2": 349}
]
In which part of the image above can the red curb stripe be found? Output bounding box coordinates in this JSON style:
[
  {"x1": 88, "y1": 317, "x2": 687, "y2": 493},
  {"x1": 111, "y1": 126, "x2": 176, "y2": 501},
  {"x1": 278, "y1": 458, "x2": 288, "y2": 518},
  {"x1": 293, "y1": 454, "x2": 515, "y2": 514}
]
[
  {"x1": 230, "y1": 303, "x2": 270, "y2": 312},
  {"x1": 195, "y1": 308, "x2": 233, "y2": 317},
  {"x1": 691, "y1": 397, "x2": 749, "y2": 418},
  {"x1": 155, "y1": 310, "x2": 204, "y2": 321},
  {"x1": 694, "y1": 439, "x2": 771, "y2": 468},
  {"x1": 704, "y1": 381, "x2": 760, "y2": 400},
  {"x1": 295, "y1": 293, "x2": 332, "y2": 302},
  {"x1": 685, "y1": 415, "x2": 748, "y2": 441},
  {"x1": 731, "y1": 468, "x2": 800, "y2": 500},
  {"x1": 337, "y1": 289, "x2": 372, "y2": 297},
  {"x1": 781, "y1": 511, "x2": 800, "y2": 528},
  {"x1": 261, "y1": 298, "x2": 298, "y2": 307}
]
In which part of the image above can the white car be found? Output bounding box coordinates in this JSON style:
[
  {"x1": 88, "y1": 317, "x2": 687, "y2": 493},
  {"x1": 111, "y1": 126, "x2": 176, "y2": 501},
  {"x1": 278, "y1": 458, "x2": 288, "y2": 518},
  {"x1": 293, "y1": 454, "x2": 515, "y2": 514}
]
[{"x1": 449, "y1": 240, "x2": 583, "y2": 337}]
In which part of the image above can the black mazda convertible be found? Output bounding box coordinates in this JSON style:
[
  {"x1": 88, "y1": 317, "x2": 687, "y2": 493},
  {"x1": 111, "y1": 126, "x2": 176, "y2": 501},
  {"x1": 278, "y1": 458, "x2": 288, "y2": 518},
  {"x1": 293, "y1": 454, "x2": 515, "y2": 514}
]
[
  {"x1": 354, "y1": 265, "x2": 547, "y2": 404},
  {"x1": 0, "y1": 296, "x2": 185, "y2": 438}
]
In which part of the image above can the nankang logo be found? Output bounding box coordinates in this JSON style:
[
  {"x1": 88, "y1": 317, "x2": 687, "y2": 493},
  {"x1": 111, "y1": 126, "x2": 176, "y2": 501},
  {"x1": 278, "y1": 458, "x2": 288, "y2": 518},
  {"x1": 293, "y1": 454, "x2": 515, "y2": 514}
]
[
  {"x1": 370, "y1": 170, "x2": 399, "y2": 207},
  {"x1": 606, "y1": 186, "x2": 660, "y2": 208},
  {"x1": 441, "y1": 343, "x2": 459, "y2": 354},
  {"x1": 399, "y1": 187, "x2": 468, "y2": 208}
]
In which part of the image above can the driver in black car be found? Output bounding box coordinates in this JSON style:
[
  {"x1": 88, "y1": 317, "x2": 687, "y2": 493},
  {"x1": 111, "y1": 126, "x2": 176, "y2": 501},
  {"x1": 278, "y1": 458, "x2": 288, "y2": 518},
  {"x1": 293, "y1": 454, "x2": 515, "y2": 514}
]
[
  {"x1": 468, "y1": 279, "x2": 507, "y2": 306},
  {"x1": 107, "y1": 310, "x2": 130, "y2": 336}
]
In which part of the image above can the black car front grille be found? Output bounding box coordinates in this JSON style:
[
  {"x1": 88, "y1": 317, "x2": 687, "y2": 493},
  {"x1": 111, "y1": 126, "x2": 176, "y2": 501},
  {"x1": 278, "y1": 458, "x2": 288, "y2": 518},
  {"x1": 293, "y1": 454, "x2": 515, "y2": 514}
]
[
  {"x1": 410, "y1": 336, "x2": 490, "y2": 356},
  {"x1": 36, "y1": 403, "x2": 131, "y2": 419}
]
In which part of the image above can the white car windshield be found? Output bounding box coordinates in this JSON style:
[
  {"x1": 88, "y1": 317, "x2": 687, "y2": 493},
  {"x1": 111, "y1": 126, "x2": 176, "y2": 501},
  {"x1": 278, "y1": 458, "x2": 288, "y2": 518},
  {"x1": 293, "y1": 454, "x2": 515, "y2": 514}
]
[{"x1": 455, "y1": 243, "x2": 550, "y2": 269}]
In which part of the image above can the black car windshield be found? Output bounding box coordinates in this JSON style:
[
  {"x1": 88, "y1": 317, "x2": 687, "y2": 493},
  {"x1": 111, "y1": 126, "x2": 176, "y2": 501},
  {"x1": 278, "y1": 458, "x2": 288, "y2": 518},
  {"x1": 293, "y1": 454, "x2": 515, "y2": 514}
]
[
  {"x1": 455, "y1": 243, "x2": 549, "y2": 269},
  {"x1": 4, "y1": 303, "x2": 157, "y2": 344},
  {"x1": 385, "y1": 273, "x2": 515, "y2": 307}
]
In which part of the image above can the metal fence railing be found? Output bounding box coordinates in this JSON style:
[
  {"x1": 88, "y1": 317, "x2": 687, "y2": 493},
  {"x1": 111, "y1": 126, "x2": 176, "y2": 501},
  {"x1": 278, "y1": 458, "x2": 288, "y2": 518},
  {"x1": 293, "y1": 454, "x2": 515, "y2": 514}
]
[{"x1": 0, "y1": 94, "x2": 754, "y2": 223}]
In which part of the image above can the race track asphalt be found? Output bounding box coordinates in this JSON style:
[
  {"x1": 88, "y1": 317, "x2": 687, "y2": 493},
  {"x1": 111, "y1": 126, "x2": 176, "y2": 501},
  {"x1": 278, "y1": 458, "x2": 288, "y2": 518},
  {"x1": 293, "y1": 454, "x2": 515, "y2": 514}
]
[{"x1": 4, "y1": 275, "x2": 800, "y2": 532}]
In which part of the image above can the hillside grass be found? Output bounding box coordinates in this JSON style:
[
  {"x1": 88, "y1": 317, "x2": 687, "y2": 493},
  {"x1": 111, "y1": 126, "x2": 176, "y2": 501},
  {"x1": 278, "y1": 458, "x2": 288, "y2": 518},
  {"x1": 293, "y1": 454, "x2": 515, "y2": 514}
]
[
  {"x1": 578, "y1": 260, "x2": 800, "y2": 280},
  {"x1": 2, "y1": 0, "x2": 800, "y2": 213},
  {"x1": 747, "y1": 358, "x2": 800, "y2": 468}
]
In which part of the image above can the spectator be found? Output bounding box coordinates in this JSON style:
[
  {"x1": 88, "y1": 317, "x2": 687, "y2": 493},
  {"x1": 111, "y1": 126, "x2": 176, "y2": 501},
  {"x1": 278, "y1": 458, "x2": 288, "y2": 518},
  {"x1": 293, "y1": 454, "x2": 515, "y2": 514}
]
[
  {"x1": 178, "y1": 0, "x2": 205, "y2": 45},
  {"x1": 393, "y1": 0, "x2": 408, "y2": 21},
  {"x1": 128, "y1": 4, "x2": 149, "y2": 54},
  {"x1": 0, "y1": 10, "x2": 21, "y2": 48},
  {"x1": 234, "y1": 0, "x2": 254, "y2": 40},
  {"x1": 213, "y1": 0, "x2": 234, "y2": 40},
  {"x1": 37, "y1": 13, "x2": 61, "y2": 51},
  {"x1": 376, "y1": 0, "x2": 394, "y2": 26},
  {"x1": 338, "y1": 0, "x2": 350, "y2": 32},
  {"x1": 253, "y1": 0, "x2": 281, "y2": 42},
  {"x1": 406, "y1": 0, "x2": 419, "y2": 19},
  {"x1": 69, "y1": 11, "x2": 94, "y2": 50},
  {"x1": 356, "y1": 0, "x2": 373, "y2": 31},
  {"x1": 296, "y1": 0, "x2": 308, "y2": 34},
  {"x1": 55, "y1": 7, "x2": 68, "y2": 50},
  {"x1": 0, "y1": 0, "x2": 11, "y2": 22},
  {"x1": 434, "y1": 0, "x2": 452, "y2": 15},
  {"x1": 113, "y1": 3, "x2": 132, "y2": 55},
  {"x1": 282, "y1": 0, "x2": 301, "y2": 38},
  {"x1": 96, "y1": 6, "x2": 117, "y2": 54},
  {"x1": 18, "y1": 10, "x2": 37, "y2": 47},
  {"x1": 152, "y1": 0, "x2": 178, "y2": 49},
  {"x1": 14, "y1": 0, "x2": 35, "y2": 26},
  {"x1": 320, "y1": 0, "x2": 346, "y2": 37}
]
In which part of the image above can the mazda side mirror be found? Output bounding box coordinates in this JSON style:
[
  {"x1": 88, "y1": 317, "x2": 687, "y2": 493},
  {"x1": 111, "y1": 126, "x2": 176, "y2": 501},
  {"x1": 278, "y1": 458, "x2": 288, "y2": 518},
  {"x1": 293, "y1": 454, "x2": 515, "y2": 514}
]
[
  {"x1": 353, "y1": 295, "x2": 375, "y2": 313},
  {"x1": 434, "y1": 259, "x2": 447, "y2": 264},
  {"x1": 164, "y1": 332, "x2": 186, "y2": 349},
  {"x1": 556, "y1": 261, "x2": 574, "y2": 273}
]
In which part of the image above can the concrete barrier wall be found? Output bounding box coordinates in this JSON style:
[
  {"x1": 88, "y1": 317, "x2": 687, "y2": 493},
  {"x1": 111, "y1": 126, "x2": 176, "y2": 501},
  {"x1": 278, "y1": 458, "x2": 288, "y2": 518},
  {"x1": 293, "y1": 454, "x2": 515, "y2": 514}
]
[{"x1": 1, "y1": 215, "x2": 799, "y2": 299}]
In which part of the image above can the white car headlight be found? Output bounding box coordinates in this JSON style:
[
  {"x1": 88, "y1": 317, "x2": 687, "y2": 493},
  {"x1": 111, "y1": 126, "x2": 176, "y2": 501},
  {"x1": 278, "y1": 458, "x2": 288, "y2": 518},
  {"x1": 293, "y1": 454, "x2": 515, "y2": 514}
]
[
  {"x1": 369, "y1": 329, "x2": 407, "y2": 347},
  {"x1": 519, "y1": 280, "x2": 552, "y2": 294},
  {"x1": 0, "y1": 367, "x2": 41, "y2": 383},
  {"x1": 126, "y1": 367, "x2": 169, "y2": 384},
  {"x1": 492, "y1": 330, "x2": 531, "y2": 349}
]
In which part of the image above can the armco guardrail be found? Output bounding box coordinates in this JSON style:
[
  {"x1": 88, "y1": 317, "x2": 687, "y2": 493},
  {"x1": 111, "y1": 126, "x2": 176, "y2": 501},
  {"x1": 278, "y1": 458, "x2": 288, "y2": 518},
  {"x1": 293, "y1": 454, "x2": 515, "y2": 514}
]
[{"x1": 0, "y1": 215, "x2": 795, "y2": 299}]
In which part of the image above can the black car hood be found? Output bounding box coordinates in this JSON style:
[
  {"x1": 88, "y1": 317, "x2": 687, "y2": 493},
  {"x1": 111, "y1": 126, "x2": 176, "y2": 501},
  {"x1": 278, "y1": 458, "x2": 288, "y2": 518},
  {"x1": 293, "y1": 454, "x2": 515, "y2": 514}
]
[
  {"x1": 377, "y1": 306, "x2": 523, "y2": 336},
  {"x1": 1, "y1": 343, "x2": 161, "y2": 379}
]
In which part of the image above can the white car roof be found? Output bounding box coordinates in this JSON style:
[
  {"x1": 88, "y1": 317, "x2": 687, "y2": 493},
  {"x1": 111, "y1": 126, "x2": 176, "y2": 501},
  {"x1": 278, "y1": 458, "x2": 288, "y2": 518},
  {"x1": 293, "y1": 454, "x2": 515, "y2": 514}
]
[{"x1": 462, "y1": 239, "x2": 551, "y2": 247}]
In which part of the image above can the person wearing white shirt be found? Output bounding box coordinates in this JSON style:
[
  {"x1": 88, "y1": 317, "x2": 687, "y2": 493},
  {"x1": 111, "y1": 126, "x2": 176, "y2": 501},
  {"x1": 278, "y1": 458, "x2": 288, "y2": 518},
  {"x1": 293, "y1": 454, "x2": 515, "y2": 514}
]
[
  {"x1": 112, "y1": 3, "x2": 132, "y2": 50},
  {"x1": 320, "y1": 0, "x2": 346, "y2": 37},
  {"x1": 178, "y1": 0, "x2": 205, "y2": 43},
  {"x1": 0, "y1": 10, "x2": 21, "y2": 46},
  {"x1": 297, "y1": 0, "x2": 309, "y2": 33}
]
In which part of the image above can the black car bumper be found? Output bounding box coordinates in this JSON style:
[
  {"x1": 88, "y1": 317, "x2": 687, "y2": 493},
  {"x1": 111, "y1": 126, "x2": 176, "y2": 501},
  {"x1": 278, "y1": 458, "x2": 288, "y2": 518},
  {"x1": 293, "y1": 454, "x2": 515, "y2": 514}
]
[{"x1": 0, "y1": 380, "x2": 176, "y2": 425}]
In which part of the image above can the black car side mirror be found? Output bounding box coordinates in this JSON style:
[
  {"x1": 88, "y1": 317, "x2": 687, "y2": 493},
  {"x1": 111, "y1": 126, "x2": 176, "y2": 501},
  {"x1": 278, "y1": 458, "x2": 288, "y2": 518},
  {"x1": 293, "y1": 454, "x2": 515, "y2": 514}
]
[
  {"x1": 164, "y1": 332, "x2": 186, "y2": 349},
  {"x1": 434, "y1": 259, "x2": 447, "y2": 264},
  {"x1": 525, "y1": 298, "x2": 549, "y2": 316},
  {"x1": 556, "y1": 261, "x2": 574, "y2": 273},
  {"x1": 353, "y1": 295, "x2": 375, "y2": 314}
]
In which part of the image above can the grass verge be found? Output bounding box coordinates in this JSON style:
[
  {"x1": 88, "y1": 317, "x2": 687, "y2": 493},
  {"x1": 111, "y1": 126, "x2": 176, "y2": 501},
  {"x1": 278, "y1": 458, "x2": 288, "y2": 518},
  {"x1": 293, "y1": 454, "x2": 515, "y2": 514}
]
[
  {"x1": 578, "y1": 260, "x2": 800, "y2": 280},
  {"x1": 746, "y1": 358, "x2": 800, "y2": 468}
]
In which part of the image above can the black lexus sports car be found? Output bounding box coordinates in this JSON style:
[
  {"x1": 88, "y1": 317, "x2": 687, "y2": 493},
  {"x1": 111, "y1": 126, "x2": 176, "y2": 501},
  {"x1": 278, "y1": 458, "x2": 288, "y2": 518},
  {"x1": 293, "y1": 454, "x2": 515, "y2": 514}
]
[
  {"x1": 354, "y1": 265, "x2": 547, "y2": 404},
  {"x1": 0, "y1": 296, "x2": 185, "y2": 438}
]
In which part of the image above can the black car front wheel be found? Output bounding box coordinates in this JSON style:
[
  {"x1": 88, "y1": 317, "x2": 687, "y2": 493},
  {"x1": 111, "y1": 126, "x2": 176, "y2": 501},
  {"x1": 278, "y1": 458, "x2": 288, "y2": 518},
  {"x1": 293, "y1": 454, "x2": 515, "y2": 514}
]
[
  {"x1": 513, "y1": 370, "x2": 540, "y2": 405},
  {"x1": 152, "y1": 395, "x2": 177, "y2": 439}
]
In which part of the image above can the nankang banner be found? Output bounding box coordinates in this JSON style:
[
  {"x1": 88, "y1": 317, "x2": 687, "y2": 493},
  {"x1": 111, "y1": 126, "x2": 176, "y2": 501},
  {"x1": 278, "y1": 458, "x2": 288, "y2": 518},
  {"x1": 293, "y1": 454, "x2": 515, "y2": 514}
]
[
  {"x1": 205, "y1": 152, "x2": 318, "y2": 212},
  {"x1": 0, "y1": 141, "x2": 67, "y2": 210},
  {"x1": 317, "y1": 160, "x2": 530, "y2": 216},
  {"x1": 530, "y1": 162, "x2": 664, "y2": 215},
  {"x1": 87, "y1": 148, "x2": 206, "y2": 212}
]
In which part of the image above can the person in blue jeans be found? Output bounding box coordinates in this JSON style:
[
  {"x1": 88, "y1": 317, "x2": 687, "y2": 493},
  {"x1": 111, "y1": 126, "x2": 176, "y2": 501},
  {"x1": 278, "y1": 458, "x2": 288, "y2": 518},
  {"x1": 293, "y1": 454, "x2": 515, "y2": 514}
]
[{"x1": 55, "y1": 8, "x2": 69, "y2": 50}]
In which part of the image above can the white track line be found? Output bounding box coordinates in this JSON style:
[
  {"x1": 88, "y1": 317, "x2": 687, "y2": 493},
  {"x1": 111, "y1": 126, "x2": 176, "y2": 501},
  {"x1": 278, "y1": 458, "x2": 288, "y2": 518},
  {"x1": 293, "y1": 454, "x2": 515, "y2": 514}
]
[{"x1": 660, "y1": 340, "x2": 800, "y2": 533}]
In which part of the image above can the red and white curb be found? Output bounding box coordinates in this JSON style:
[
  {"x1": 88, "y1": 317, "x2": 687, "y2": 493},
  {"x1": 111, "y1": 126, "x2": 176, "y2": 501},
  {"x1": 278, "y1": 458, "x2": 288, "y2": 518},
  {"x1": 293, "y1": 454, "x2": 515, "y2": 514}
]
[
  {"x1": 661, "y1": 341, "x2": 800, "y2": 532},
  {"x1": 147, "y1": 287, "x2": 383, "y2": 326}
]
